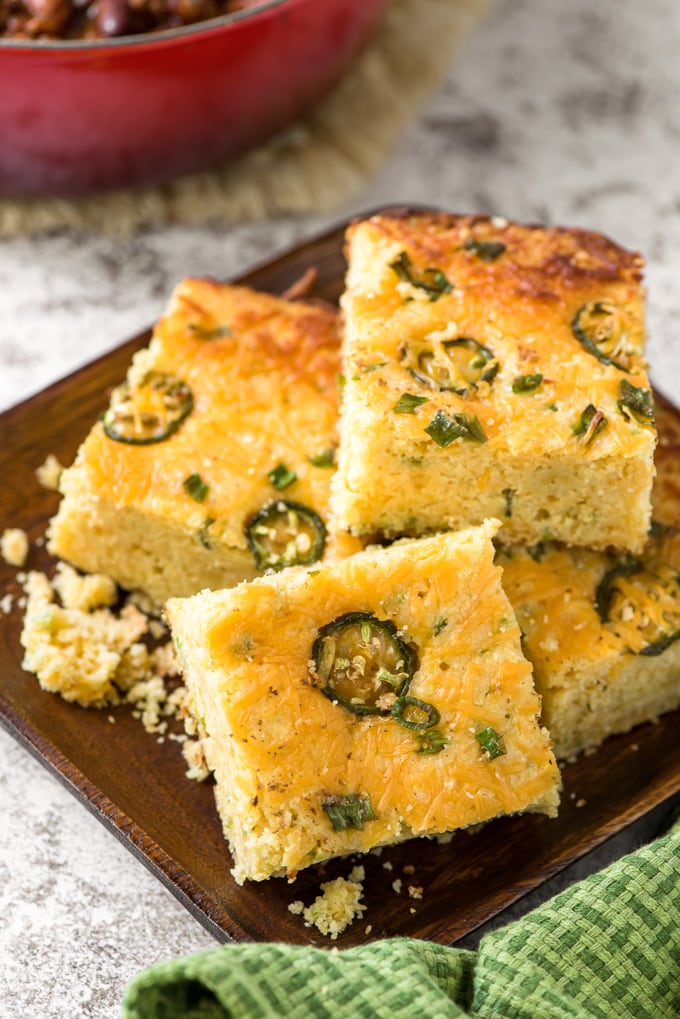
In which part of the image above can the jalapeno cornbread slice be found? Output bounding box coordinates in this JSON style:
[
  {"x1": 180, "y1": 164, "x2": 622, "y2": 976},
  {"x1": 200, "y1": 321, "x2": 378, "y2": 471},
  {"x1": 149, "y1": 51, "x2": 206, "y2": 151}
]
[
  {"x1": 333, "y1": 211, "x2": 656, "y2": 552},
  {"x1": 498, "y1": 399, "x2": 680, "y2": 759},
  {"x1": 49, "y1": 279, "x2": 356, "y2": 604},
  {"x1": 165, "y1": 521, "x2": 560, "y2": 883}
]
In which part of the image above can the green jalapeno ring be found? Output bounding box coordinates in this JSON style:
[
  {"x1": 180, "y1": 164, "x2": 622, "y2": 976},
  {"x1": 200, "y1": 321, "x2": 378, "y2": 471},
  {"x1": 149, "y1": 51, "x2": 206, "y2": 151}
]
[
  {"x1": 312, "y1": 611, "x2": 418, "y2": 716},
  {"x1": 102, "y1": 371, "x2": 194, "y2": 445},
  {"x1": 595, "y1": 557, "x2": 680, "y2": 656},
  {"x1": 245, "y1": 500, "x2": 326, "y2": 572},
  {"x1": 572, "y1": 301, "x2": 632, "y2": 371},
  {"x1": 402, "y1": 336, "x2": 498, "y2": 395},
  {"x1": 391, "y1": 695, "x2": 440, "y2": 731}
]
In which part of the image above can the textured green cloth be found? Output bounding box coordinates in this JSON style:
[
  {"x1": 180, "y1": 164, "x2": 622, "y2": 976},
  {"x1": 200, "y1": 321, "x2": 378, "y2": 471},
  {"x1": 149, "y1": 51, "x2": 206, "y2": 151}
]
[{"x1": 123, "y1": 823, "x2": 680, "y2": 1019}]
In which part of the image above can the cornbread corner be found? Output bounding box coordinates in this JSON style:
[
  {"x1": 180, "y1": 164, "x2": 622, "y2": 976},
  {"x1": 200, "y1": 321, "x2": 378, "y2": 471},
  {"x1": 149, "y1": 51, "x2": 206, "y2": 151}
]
[
  {"x1": 333, "y1": 211, "x2": 656, "y2": 552},
  {"x1": 48, "y1": 279, "x2": 347, "y2": 606},
  {"x1": 499, "y1": 398, "x2": 680, "y2": 759},
  {"x1": 165, "y1": 520, "x2": 560, "y2": 884}
]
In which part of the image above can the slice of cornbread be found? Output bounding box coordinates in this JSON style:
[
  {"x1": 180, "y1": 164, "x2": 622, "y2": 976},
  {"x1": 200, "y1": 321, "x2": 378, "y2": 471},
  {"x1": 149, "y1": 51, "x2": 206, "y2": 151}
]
[
  {"x1": 49, "y1": 279, "x2": 353, "y2": 605},
  {"x1": 165, "y1": 521, "x2": 560, "y2": 884},
  {"x1": 499, "y1": 399, "x2": 680, "y2": 759},
  {"x1": 333, "y1": 211, "x2": 656, "y2": 552}
]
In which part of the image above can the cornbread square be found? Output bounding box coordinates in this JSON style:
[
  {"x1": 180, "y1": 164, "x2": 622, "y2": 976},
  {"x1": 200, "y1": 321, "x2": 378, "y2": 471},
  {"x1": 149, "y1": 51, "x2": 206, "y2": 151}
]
[
  {"x1": 499, "y1": 400, "x2": 680, "y2": 759},
  {"x1": 333, "y1": 212, "x2": 656, "y2": 552},
  {"x1": 166, "y1": 521, "x2": 560, "y2": 883},
  {"x1": 49, "y1": 279, "x2": 351, "y2": 605}
]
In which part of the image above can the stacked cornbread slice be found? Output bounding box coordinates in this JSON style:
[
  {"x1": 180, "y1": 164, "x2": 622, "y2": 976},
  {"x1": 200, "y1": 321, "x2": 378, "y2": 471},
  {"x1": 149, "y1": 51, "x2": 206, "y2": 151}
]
[
  {"x1": 498, "y1": 398, "x2": 680, "y2": 759},
  {"x1": 166, "y1": 523, "x2": 559, "y2": 882},
  {"x1": 49, "y1": 279, "x2": 351, "y2": 605},
  {"x1": 333, "y1": 212, "x2": 655, "y2": 552}
]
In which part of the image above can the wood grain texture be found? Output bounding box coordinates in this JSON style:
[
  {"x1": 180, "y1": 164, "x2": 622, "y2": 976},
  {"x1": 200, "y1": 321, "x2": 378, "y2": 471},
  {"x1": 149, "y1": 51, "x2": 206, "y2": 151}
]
[{"x1": 0, "y1": 215, "x2": 678, "y2": 947}]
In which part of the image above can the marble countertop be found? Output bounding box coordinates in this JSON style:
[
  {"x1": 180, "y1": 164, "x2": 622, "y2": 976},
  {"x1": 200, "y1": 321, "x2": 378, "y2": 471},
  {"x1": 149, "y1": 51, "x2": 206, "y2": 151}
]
[{"x1": 1, "y1": 1, "x2": 679, "y2": 1015}]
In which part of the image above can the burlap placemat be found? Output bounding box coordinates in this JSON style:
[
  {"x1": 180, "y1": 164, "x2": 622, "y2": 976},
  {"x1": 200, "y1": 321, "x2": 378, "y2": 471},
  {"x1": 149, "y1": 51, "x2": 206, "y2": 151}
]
[{"x1": 0, "y1": 0, "x2": 490, "y2": 238}]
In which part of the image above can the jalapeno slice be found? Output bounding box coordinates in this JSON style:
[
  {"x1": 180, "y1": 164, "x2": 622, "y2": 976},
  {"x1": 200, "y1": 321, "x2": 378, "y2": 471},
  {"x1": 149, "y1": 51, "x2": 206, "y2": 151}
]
[
  {"x1": 391, "y1": 695, "x2": 440, "y2": 731},
  {"x1": 102, "y1": 371, "x2": 194, "y2": 445},
  {"x1": 312, "y1": 612, "x2": 418, "y2": 716},
  {"x1": 390, "y1": 251, "x2": 452, "y2": 302},
  {"x1": 572, "y1": 301, "x2": 639, "y2": 371},
  {"x1": 402, "y1": 336, "x2": 498, "y2": 395},
  {"x1": 245, "y1": 500, "x2": 326, "y2": 571},
  {"x1": 596, "y1": 557, "x2": 680, "y2": 656}
]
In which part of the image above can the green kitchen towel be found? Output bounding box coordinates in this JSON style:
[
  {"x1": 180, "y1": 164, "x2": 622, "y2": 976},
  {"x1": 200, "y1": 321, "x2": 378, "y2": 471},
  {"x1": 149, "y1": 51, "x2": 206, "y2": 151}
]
[{"x1": 122, "y1": 820, "x2": 680, "y2": 1019}]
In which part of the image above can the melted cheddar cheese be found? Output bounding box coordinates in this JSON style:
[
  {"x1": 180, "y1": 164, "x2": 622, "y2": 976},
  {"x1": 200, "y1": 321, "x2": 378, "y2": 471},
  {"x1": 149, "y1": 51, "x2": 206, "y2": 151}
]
[
  {"x1": 166, "y1": 522, "x2": 560, "y2": 883},
  {"x1": 49, "y1": 280, "x2": 360, "y2": 603}
]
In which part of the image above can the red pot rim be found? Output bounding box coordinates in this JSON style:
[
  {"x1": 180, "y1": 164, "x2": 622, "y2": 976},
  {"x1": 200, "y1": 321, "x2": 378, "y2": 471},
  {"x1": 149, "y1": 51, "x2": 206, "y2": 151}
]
[{"x1": 0, "y1": 0, "x2": 290, "y2": 52}]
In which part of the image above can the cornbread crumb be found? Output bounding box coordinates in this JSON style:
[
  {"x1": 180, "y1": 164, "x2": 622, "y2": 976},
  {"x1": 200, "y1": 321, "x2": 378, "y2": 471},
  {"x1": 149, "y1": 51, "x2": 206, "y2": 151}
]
[
  {"x1": 392, "y1": 879, "x2": 403, "y2": 894},
  {"x1": 402, "y1": 864, "x2": 415, "y2": 875},
  {"x1": 408, "y1": 885, "x2": 423, "y2": 899},
  {"x1": 575, "y1": 798, "x2": 587, "y2": 808},
  {"x1": 36, "y1": 454, "x2": 64, "y2": 491},
  {"x1": 181, "y1": 736, "x2": 210, "y2": 782},
  {"x1": 53, "y1": 561, "x2": 117, "y2": 612},
  {"x1": 1, "y1": 528, "x2": 29, "y2": 568},
  {"x1": 20, "y1": 570, "x2": 148, "y2": 707},
  {"x1": 19, "y1": 567, "x2": 191, "y2": 743},
  {"x1": 290, "y1": 866, "x2": 366, "y2": 940},
  {"x1": 0, "y1": 593, "x2": 13, "y2": 614}
]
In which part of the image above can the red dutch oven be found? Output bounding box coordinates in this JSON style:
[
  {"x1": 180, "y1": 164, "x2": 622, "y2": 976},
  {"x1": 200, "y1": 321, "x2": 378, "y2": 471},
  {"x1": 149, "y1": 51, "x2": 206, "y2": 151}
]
[{"x1": 0, "y1": 0, "x2": 390, "y2": 196}]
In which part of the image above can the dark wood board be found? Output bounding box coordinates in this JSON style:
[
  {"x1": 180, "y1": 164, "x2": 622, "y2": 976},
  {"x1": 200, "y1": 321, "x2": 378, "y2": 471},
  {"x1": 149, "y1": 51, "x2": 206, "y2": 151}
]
[{"x1": 1, "y1": 215, "x2": 679, "y2": 948}]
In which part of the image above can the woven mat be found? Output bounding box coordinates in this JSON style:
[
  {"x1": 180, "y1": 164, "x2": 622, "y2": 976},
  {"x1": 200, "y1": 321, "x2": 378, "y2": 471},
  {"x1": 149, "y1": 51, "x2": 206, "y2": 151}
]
[{"x1": 0, "y1": 0, "x2": 490, "y2": 238}]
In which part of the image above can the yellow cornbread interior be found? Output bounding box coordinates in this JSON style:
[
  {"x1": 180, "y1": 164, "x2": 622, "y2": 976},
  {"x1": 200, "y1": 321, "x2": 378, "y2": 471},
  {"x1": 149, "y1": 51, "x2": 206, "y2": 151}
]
[
  {"x1": 49, "y1": 280, "x2": 353, "y2": 604},
  {"x1": 334, "y1": 213, "x2": 656, "y2": 552},
  {"x1": 166, "y1": 522, "x2": 560, "y2": 883}
]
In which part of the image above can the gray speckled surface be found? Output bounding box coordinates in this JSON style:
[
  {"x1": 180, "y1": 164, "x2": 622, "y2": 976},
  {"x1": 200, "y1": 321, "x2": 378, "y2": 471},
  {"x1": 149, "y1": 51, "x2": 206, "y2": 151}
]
[{"x1": 1, "y1": 1, "x2": 680, "y2": 1015}]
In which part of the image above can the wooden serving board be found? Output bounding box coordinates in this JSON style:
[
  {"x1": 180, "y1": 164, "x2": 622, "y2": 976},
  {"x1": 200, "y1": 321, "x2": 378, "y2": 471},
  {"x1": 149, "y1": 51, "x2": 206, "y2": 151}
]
[{"x1": 1, "y1": 216, "x2": 679, "y2": 947}]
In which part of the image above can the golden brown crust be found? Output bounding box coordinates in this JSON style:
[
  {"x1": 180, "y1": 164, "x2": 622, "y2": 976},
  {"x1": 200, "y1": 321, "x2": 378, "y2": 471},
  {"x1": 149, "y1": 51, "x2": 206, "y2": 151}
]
[{"x1": 354, "y1": 212, "x2": 644, "y2": 289}]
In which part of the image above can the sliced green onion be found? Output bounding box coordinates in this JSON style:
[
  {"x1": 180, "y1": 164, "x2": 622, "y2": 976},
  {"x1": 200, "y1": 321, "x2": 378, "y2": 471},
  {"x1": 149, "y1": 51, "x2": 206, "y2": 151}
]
[
  {"x1": 463, "y1": 238, "x2": 506, "y2": 262},
  {"x1": 425, "y1": 410, "x2": 487, "y2": 447},
  {"x1": 322, "y1": 793, "x2": 377, "y2": 832},
  {"x1": 416, "y1": 729, "x2": 450, "y2": 755},
  {"x1": 183, "y1": 473, "x2": 209, "y2": 502},
  {"x1": 572, "y1": 404, "x2": 608, "y2": 445},
  {"x1": 512, "y1": 373, "x2": 543, "y2": 393},
  {"x1": 617, "y1": 379, "x2": 654, "y2": 426},
  {"x1": 475, "y1": 726, "x2": 506, "y2": 760},
  {"x1": 307, "y1": 448, "x2": 336, "y2": 468},
  {"x1": 393, "y1": 393, "x2": 430, "y2": 414},
  {"x1": 267, "y1": 462, "x2": 297, "y2": 490}
]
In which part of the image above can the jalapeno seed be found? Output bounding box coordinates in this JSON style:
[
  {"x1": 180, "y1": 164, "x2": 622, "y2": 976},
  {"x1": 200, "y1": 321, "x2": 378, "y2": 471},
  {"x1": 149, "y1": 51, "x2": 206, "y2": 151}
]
[
  {"x1": 245, "y1": 500, "x2": 326, "y2": 571},
  {"x1": 102, "y1": 371, "x2": 193, "y2": 445},
  {"x1": 312, "y1": 611, "x2": 418, "y2": 716}
]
